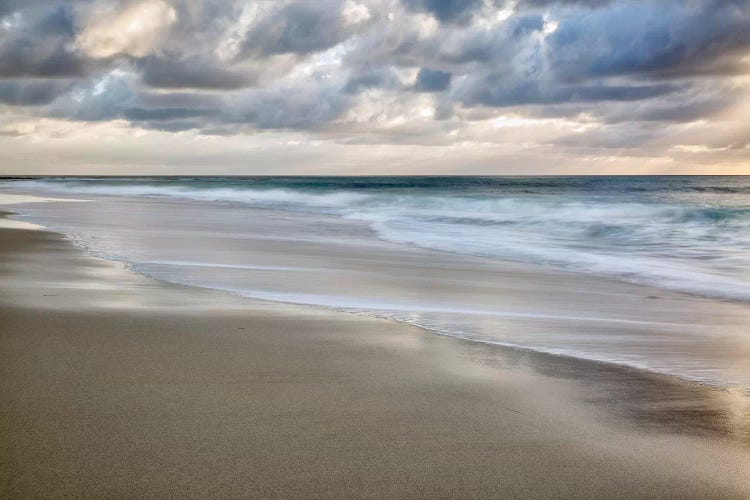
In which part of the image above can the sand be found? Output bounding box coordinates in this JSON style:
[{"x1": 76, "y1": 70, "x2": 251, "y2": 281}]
[{"x1": 1, "y1": 216, "x2": 749, "y2": 498}]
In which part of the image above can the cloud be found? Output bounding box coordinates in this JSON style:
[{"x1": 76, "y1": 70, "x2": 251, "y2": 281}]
[
  {"x1": 516, "y1": 0, "x2": 611, "y2": 7},
  {"x1": 413, "y1": 67, "x2": 452, "y2": 92},
  {"x1": 237, "y1": 1, "x2": 356, "y2": 58},
  {"x1": 229, "y1": 83, "x2": 351, "y2": 130},
  {"x1": 546, "y1": 0, "x2": 750, "y2": 81},
  {"x1": 76, "y1": 0, "x2": 177, "y2": 58},
  {"x1": 460, "y1": 79, "x2": 680, "y2": 107},
  {"x1": 0, "y1": 0, "x2": 748, "y2": 174},
  {"x1": 343, "y1": 66, "x2": 402, "y2": 94},
  {"x1": 0, "y1": 79, "x2": 73, "y2": 105},
  {"x1": 138, "y1": 55, "x2": 255, "y2": 90},
  {"x1": 0, "y1": 5, "x2": 87, "y2": 78},
  {"x1": 401, "y1": 0, "x2": 484, "y2": 24},
  {"x1": 122, "y1": 106, "x2": 214, "y2": 121}
]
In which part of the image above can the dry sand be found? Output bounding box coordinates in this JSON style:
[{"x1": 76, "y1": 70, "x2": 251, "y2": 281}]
[{"x1": 1, "y1": 215, "x2": 749, "y2": 498}]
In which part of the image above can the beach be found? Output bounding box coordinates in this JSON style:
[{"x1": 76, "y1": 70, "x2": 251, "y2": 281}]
[
  {"x1": 1, "y1": 0, "x2": 749, "y2": 493},
  {"x1": 2, "y1": 206, "x2": 750, "y2": 498}
]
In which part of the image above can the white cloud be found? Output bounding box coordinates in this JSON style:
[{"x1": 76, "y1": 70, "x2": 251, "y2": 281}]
[
  {"x1": 77, "y1": 0, "x2": 177, "y2": 58},
  {"x1": 342, "y1": 0, "x2": 372, "y2": 25}
]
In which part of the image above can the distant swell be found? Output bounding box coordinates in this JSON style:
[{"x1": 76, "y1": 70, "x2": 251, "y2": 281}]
[{"x1": 9, "y1": 180, "x2": 369, "y2": 209}]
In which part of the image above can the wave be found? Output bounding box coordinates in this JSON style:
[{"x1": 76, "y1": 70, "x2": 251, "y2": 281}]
[
  {"x1": 9, "y1": 179, "x2": 370, "y2": 209},
  {"x1": 6, "y1": 177, "x2": 750, "y2": 301}
]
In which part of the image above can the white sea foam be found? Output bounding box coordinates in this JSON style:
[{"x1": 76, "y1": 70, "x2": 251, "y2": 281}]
[
  {"x1": 136, "y1": 260, "x2": 327, "y2": 273},
  {"x1": 7, "y1": 178, "x2": 750, "y2": 301},
  {"x1": 10, "y1": 180, "x2": 368, "y2": 208},
  {"x1": 0, "y1": 219, "x2": 44, "y2": 230},
  {"x1": 0, "y1": 193, "x2": 88, "y2": 205}
]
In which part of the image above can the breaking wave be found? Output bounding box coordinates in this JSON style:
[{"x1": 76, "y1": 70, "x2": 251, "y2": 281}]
[{"x1": 7, "y1": 176, "x2": 750, "y2": 300}]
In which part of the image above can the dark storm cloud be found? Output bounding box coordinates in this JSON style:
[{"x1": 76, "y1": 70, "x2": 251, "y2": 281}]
[
  {"x1": 0, "y1": 0, "x2": 22, "y2": 16},
  {"x1": 137, "y1": 90, "x2": 223, "y2": 109},
  {"x1": 546, "y1": 0, "x2": 750, "y2": 81},
  {"x1": 139, "y1": 56, "x2": 255, "y2": 90},
  {"x1": 343, "y1": 66, "x2": 400, "y2": 94},
  {"x1": 413, "y1": 68, "x2": 452, "y2": 92},
  {"x1": 237, "y1": 1, "x2": 352, "y2": 58},
  {"x1": 510, "y1": 15, "x2": 545, "y2": 37},
  {"x1": 419, "y1": 14, "x2": 545, "y2": 65},
  {"x1": 61, "y1": 72, "x2": 136, "y2": 122},
  {"x1": 461, "y1": 78, "x2": 679, "y2": 107},
  {"x1": 49, "y1": 69, "x2": 225, "y2": 126},
  {"x1": 401, "y1": 0, "x2": 483, "y2": 23},
  {"x1": 515, "y1": 0, "x2": 611, "y2": 7},
  {"x1": 0, "y1": 0, "x2": 84, "y2": 17},
  {"x1": 0, "y1": 79, "x2": 72, "y2": 105},
  {"x1": 0, "y1": 4, "x2": 87, "y2": 78}
]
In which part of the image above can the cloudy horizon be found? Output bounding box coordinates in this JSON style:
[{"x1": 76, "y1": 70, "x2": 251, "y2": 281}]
[{"x1": 1, "y1": 0, "x2": 749, "y2": 175}]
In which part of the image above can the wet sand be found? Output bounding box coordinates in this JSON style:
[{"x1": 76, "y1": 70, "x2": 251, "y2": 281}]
[{"x1": 1, "y1": 215, "x2": 749, "y2": 498}]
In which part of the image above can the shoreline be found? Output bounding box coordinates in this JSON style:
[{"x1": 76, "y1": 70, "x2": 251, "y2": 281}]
[
  {"x1": 6, "y1": 185, "x2": 750, "y2": 303},
  {"x1": 0, "y1": 207, "x2": 730, "y2": 391},
  {"x1": 2, "y1": 211, "x2": 750, "y2": 497},
  {"x1": 4, "y1": 202, "x2": 750, "y2": 394},
  {"x1": 7, "y1": 179, "x2": 750, "y2": 304}
]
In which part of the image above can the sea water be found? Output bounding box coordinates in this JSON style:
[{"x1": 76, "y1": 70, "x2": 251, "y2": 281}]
[{"x1": 4, "y1": 176, "x2": 750, "y2": 388}]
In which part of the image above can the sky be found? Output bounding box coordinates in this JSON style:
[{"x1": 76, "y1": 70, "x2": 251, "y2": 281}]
[{"x1": 0, "y1": 0, "x2": 749, "y2": 175}]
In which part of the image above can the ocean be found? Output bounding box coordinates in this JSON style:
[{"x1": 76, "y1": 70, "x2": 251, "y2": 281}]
[{"x1": 3, "y1": 176, "x2": 750, "y2": 388}]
